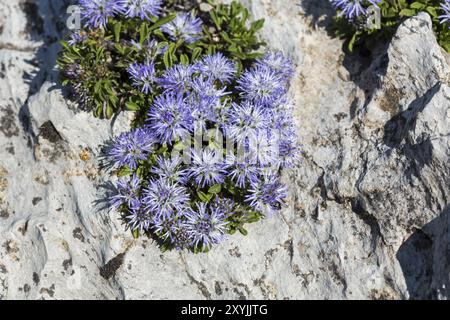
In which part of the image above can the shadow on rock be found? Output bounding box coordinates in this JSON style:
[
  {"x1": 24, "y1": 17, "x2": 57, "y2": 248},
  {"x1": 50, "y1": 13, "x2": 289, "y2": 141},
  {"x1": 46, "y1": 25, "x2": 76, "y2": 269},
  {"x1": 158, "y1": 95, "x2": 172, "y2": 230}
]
[
  {"x1": 299, "y1": 0, "x2": 392, "y2": 118},
  {"x1": 397, "y1": 205, "x2": 450, "y2": 299},
  {"x1": 383, "y1": 83, "x2": 441, "y2": 177},
  {"x1": 19, "y1": 0, "x2": 75, "y2": 147}
]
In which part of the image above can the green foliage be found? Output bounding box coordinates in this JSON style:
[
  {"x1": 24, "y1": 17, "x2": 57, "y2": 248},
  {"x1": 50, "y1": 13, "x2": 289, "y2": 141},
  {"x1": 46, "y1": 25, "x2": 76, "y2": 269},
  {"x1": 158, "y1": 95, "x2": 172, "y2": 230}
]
[
  {"x1": 331, "y1": 0, "x2": 450, "y2": 53},
  {"x1": 57, "y1": 0, "x2": 265, "y2": 120}
]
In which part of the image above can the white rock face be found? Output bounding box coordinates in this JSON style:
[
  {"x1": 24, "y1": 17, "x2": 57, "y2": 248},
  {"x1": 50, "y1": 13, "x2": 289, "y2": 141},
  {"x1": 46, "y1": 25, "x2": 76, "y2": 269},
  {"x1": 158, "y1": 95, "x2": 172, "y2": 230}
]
[{"x1": 0, "y1": 1, "x2": 448, "y2": 300}]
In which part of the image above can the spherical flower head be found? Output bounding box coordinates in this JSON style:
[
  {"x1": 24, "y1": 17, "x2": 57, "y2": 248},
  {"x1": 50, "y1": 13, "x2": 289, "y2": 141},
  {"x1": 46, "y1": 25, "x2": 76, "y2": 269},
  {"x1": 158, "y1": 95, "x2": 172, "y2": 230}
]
[
  {"x1": 79, "y1": 0, "x2": 125, "y2": 29},
  {"x1": 191, "y1": 77, "x2": 229, "y2": 102},
  {"x1": 161, "y1": 12, "x2": 203, "y2": 44},
  {"x1": 151, "y1": 215, "x2": 189, "y2": 250},
  {"x1": 226, "y1": 101, "x2": 268, "y2": 143},
  {"x1": 211, "y1": 198, "x2": 236, "y2": 218},
  {"x1": 157, "y1": 64, "x2": 196, "y2": 93},
  {"x1": 184, "y1": 203, "x2": 228, "y2": 249},
  {"x1": 245, "y1": 178, "x2": 288, "y2": 212},
  {"x1": 330, "y1": 0, "x2": 382, "y2": 20},
  {"x1": 125, "y1": 206, "x2": 153, "y2": 232},
  {"x1": 122, "y1": 0, "x2": 162, "y2": 20},
  {"x1": 439, "y1": 0, "x2": 450, "y2": 26},
  {"x1": 225, "y1": 154, "x2": 259, "y2": 188},
  {"x1": 237, "y1": 66, "x2": 285, "y2": 106},
  {"x1": 127, "y1": 62, "x2": 156, "y2": 94},
  {"x1": 107, "y1": 128, "x2": 155, "y2": 170},
  {"x1": 256, "y1": 51, "x2": 295, "y2": 82},
  {"x1": 151, "y1": 156, "x2": 188, "y2": 184},
  {"x1": 110, "y1": 174, "x2": 141, "y2": 209},
  {"x1": 196, "y1": 53, "x2": 237, "y2": 84},
  {"x1": 188, "y1": 149, "x2": 227, "y2": 188},
  {"x1": 142, "y1": 178, "x2": 190, "y2": 219},
  {"x1": 245, "y1": 135, "x2": 279, "y2": 168},
  {"x1": 147, "y1": 93, "x2": 193, "y2": 144}
]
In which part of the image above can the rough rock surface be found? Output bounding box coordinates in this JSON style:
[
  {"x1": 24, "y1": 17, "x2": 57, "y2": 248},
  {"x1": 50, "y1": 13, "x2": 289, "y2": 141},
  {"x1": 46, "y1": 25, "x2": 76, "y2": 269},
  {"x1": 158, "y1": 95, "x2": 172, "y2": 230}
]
[{"x1": 0, "y1": 0, "x2": 448, "y2": 300}]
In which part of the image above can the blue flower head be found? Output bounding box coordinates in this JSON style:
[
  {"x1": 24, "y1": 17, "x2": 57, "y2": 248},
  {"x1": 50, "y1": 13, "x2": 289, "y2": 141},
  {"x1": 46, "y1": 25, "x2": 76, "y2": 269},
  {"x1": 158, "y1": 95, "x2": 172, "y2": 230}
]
[
  {"x1": 80, "y1": 0, "x2": 126, "y2": 29},
  {"x1": 110, "y1": 174, "x2": 141, "y2": 209},
  {"x1": 191, "y1": 77, "x2": 229, "y2": 102},
  {"x1": 151, "y1": 156, "x2": 188, "y2": 184},
  {"x1": 142, "y1": 178, "x2": 190, "y2": 219},
  {"x1": 226, "y1": 101, "x2": 268, "y2": 143},
  {"x1": 107, "y1": 128, "x2": 155, "y2": 170},
  {"x1": 147, "y1": 93, "x2": 193, "y2": 144},
  {"x1": 246, "y1": 177, "x2": 288, "y2": 212},
  {"x1": 330, "y1": 0, "x2": 382, "y2": 20},
  {"x1": 184, "y1": 203, "x2": 228, "y2": 248},
  {"x1": 225, "y1": 154, "x2": 259, "y2": 188},
  {"x1": 125, "y1": 207, "x2": 153, "y2": 232},
  {"x1": 196, "y1": 53, "x2": 237, "y2": 84},
  {"x1": 188, "y1": 149, "x2": 227, "y2": 188},
  {"x1": 161, "y1": 12, "x2": 203, "y2": 43},
  {"x1": 127, "y1": 62, "x2": 156, "y2": 94},
  {"x1": 122, "y1": 0, "x2": 162, "y2": 20},
  {"x1": 237, "y1": 66, "x2": 285, "y2": 106},
  {"x1": 157, "y1": 63, "x2": 196, "y2": 93},
  {"x1": 256, "y1": 51, "x2": 295, "y2": 82}
]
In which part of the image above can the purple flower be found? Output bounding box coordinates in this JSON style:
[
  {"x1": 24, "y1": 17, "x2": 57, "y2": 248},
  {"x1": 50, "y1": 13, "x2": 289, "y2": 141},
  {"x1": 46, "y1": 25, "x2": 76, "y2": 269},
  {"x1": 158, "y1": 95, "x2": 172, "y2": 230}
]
[
  {"x1": 256, "y1": 51, "x2": 295, "y2": 82},
  {"x1": 245, "y1": 135, "x2": 279, "y2": 168},
  {"x1": 122, "y1": 0, "x2": 162, "y2": 20},
  {"x1": 161, "y1": 12, "x2": 203, "y2": 43},
  {"x1": 236, "y1": 66, "x2": 285, "y2": 106},
  {"x1": 110, "y1": 174, "x2": 141, "y2": 209},
  {"x1": 157, "y1": 64, "x2": 196, "y2": 93},
  {"x1": 225, "y1": 154, "x2": 259, "y2": 188},
  {"x1": 80, "y1": 0, "x2": 125, "y2": 29},
  {"x1": 187, "y1": 149, "x2": 227, "y2": 188},
  {"x1": 151, "y1": 156, "x2": 188, "y2": 184},
  {"x1": 276, "y1": 138, "x2": 301, "y2": 169},
  {"x1": 127, "y1": 62, "x2": 156, "y2": 94},
  {"x1": 142, "y1": 178, "x2": 190, "y2": 219},
  {"x1": 191, "y1": 77, "x2": 229, "y2": 102},
  {"x1": 211, "y1": 198, "x2": 236, "y2": 218},
  {"x1": 330, "y1": 0, "x2": 382, "y2": 20},
  {"x1": 125, "y1": 207, "x2": 153, "y2": 232},
  {"x1": 245, "y1": 178, "x2": 288, "y2": 212},
  {"x1": 196, "y1": 53, "x2": 237, "y2": 84},
  {"x1": 184, "y1": 203, "x2": 228, "y2": 248},
  {"x1": 439, "y1": 0, "x2": 450, "y2": 25},
  {"x1": 107, "y1": 128, "x2": 155, "y2": 170},
  {"x1": 68, "y1": 31, "x2": 88, "y2": 46},
  {"x1": 147, "y1": 93, "x2": 193, "y2": 144},
  {"x1": 226, "y1": 101, "x2": 268, "y2": 143}
]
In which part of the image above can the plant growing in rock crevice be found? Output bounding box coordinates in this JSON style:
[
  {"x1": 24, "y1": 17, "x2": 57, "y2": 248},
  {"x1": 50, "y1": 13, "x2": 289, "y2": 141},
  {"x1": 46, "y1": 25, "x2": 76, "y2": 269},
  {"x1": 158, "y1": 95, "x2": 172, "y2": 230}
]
[
  {"x1": 329, "y1": 0, "x2": 450, "y2": 53},
  {"x1": 58, "y1": 0, "x2": 300, "y2": 252}
]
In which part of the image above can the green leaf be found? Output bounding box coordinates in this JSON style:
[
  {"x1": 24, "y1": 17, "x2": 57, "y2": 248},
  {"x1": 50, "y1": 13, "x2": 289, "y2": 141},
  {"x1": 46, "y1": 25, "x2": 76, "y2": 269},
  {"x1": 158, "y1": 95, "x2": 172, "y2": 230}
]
[
  {"x1": 125, "y1": 101, "x2": 140, "y2": 111},
  {"x1": 132, "y1": 229, "x2": 139, "y2": 239},
  {"x1": 238, "y1": 227, "x2": 248, "y2": 236},
  {"x1": 117, "y1": 166, "x2": 132, "y2": 177},
  {"x1": 148, "y1": 13, "x2": 177, "y2": 32},
  {"x1": 399, "y1": 8, "x2": 417, "y2": 17},
  {"x1": 197, "y1": 191, "x2": 213, "y2": 202},
  {"x1": 208, "y1": 184, "x2": 222, "y2": 194},
  {"x1": 114, "y1": 22, "x2": 122, "y2": 43},
  {"x1": 251, "y1": 19, "x2": 265, "y2": 32}
]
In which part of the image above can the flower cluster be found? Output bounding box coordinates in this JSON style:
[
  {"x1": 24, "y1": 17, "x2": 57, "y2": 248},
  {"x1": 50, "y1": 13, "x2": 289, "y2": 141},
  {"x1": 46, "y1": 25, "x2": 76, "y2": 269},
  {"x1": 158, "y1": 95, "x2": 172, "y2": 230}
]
[
  {"x1": 106, "y1": 49, "x2": 298, "y2": 251},
  {"x1": 61, "y1": 1, "x2": 299, "y2": 252}
]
